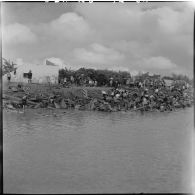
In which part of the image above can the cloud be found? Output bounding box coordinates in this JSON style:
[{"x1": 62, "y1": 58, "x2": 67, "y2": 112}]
[
  {"x1": 3, "y1": 23, "x2": 37, "y2": 44},
  {"x1": 111, "y1": 66, "x2": 129, "y2": 72},
  {"x1": 74, "y1": 43, "x2": 125, "y2": 66},
  {"x1": 2, "y1": 3, "x2": 193, "y2": 78},
  {"x1": 75, "y1": 3, "x2": 193, "y2": 44},
  {"x1": 48, "y1": 12, "x2": 91, "y2": 42},
  {"x1": 141, "y1": 56, "x2": 177, "y2": 70},
  {"x1": 74, "y1": 3, "x2": 193, "y2": 76},
  {"x1": 143, "y1": 5, "x2": 192, "y2": 35}
]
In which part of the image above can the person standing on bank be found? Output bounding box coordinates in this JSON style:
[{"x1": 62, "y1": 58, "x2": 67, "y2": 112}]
[
  {"x1": 7, "y1": 71, "x2": 11, "y2": 83},
  {"x1": 22, "y1": 94, "x2": 28, "y2": 112},
  {"x1": 28, "y1": 70, "x2": 32, "y2": 83}
]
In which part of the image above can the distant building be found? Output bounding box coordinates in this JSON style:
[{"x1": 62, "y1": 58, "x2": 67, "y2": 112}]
[
  {"x1": 164, "y1": 79, "x2": 173, "y2": 86},
  {"x1": 149, "y1": 74, "x2": 161, "y2": 79},
  {"x1": 3, "y1": 63, "x2": 61, "y2": 84},
  {"x1": 134, "y1": 72, "x2": 161, "y2": 82}
]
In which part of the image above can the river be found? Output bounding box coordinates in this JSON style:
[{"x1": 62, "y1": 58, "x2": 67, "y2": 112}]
[{"x1": 3, "y1": 107, "x2": 194, "y2": 193}]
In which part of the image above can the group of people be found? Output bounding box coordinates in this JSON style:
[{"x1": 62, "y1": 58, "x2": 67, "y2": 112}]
[
  {"x1": 4, "y1": 69, "x2": 193, "y2": 113},
  {"x1": 57, "y1": 74, "x2": 168, "y2": 89},
  {"x1": 58, "y1": 75, "x2": 99, "y2": 87},
  {"x1": 98, "y1": 82, "x2": 193, "y2": 112},
  {"x1": 4, "y1": 80, "x2": 193, "y2": 113}
]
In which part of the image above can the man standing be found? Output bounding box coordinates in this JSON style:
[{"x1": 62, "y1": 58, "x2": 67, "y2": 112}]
[
  {"x1": 22, "y1": 94, "x2": 28, "y2": 112},
  {"x1": 64, "y1": 77, "x2": 67, "y2": 85},
  {"x1": 70, "y1": 75, "x2": 74, "y2": 84},
  {"x1": 7, "y1": 72, "x2": 11, "y2": 83},
  {"x1": 28, "y1": 70, "x2": 32, "y2": 83},
  {"x1": 109, "y1": 78, "x2": 113, "y2": 87}
]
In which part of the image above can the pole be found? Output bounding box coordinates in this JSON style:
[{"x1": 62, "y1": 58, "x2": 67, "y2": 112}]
[{"x1": 0, "y1": 2, "x2": 3, "y2": 193}]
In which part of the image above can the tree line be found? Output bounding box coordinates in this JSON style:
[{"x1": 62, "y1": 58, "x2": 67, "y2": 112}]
[
  {"x1": 2, "y1": 58, "x2": 193, "y2": 86},
  {"x1": 58, "y1": 67, "x2": 131, "y2": 86}
]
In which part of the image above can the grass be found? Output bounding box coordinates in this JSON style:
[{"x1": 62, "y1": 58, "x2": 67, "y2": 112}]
[{"x1": 5, "y1": 82, "x2": 112, "y2": 100}]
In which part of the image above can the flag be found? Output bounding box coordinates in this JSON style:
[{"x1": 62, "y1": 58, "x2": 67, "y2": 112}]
[{"x1": 45, "y1": 60, "x2": 57, "y2": 66}]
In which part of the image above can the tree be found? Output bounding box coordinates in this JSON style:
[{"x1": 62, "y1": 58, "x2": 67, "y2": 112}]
[
  {"x1": 96, "y1": 73, "x2": 108, "y2": 86},
  {"x1": 2, "y1": 58, "x2": 17, "y2": 76}
]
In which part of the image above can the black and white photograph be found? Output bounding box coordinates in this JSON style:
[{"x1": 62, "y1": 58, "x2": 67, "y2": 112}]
[{"x1": 2, "y1": 1, "x2": 194, "y2": 194}]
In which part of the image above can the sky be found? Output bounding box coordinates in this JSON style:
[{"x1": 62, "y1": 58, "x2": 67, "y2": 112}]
[{"x1": 1, "y1": 2, "x2": 194, "y2": 77}]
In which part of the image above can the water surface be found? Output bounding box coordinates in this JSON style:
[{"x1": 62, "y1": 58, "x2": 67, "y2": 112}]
[{"x1": 3, "y1": 107, "x2": 194, "y2": 193}]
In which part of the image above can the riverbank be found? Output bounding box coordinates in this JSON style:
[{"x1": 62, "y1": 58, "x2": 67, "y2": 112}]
[
  {"x1": 3, "y1": 82, "x2": 194, "y2": 112},
  {"x1": 3, "y1": 82, "x2": 112, "y2": 109}
]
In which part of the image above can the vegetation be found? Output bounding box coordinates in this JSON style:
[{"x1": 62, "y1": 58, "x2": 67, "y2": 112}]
[
  {"x1": 59, "y1": 67, "x2": 194, "y2": 87},
  {"x1": 58, "y1": 67, "x2": 131, "y2": 86},
  {"x1": 2, "y1": 58, "x2": 17, "y2": 76},
  {"x1": 2, "y1": 57, "x2": 193, "y2": 86}
]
